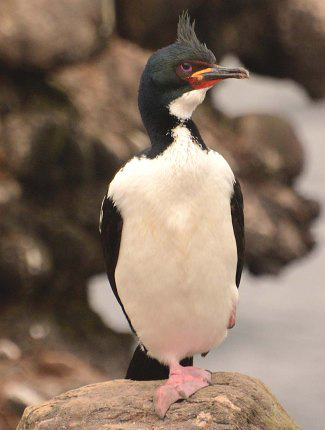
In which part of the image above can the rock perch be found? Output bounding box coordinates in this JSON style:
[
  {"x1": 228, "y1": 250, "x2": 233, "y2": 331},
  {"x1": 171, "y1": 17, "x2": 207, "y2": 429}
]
[{"x1": 18, "y1": 372, "x2": 300, "y2": 429}]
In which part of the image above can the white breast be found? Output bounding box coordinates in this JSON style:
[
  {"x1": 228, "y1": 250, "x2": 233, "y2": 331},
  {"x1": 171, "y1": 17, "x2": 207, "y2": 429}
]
[{"x1": 108, "y1": 125, "x2": 238, "y2": 365}]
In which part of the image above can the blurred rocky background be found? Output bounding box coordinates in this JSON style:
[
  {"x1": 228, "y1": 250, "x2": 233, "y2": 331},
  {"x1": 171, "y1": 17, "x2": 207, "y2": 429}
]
[{"x1": 0, "y1": 0, "x2": 324, "y2": 428}]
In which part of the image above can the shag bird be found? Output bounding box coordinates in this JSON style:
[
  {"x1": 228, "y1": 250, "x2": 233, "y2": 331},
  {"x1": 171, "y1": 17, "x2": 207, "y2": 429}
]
[{"x1": 100, "y1": 12, "x2": 247, "y2": 418}]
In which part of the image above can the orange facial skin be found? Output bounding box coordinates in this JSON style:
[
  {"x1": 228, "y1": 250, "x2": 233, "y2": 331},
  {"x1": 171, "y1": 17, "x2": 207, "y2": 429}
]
[
  {"x1": 188, "y1": 77, "x2": 221, "y2": 89},
  {"x1": 187, "y1": 67, "x2": 221, "y2": 89}
]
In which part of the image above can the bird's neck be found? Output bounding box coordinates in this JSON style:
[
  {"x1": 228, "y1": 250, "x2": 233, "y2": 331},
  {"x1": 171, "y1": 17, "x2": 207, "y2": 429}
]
[
  {"x1": 138, "y1": 77, "x2": 207, "y2": 155},
  {"x1": 139, "y1": 101, "x2": 206, "y2": 155}
]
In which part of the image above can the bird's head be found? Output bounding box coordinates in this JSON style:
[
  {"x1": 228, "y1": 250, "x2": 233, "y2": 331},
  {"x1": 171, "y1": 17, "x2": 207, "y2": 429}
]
[{"x1": 139, "y1": 12, "x2": 249, "y2": 122}]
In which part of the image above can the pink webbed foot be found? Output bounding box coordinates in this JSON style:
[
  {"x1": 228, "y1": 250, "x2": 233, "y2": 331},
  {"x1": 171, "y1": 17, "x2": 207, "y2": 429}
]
[
  {"x1": 153, "y1": 364, "x2": 212, "y2": 419},
  {"x1": 228, "y1": 303, "x2": 237, "y2": 329}
]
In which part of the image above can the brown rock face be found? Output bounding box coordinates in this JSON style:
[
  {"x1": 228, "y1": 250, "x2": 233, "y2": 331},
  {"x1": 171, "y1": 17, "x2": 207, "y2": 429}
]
[
  {"x1": 0, "y1": 0, "x2": 114, "y2": 70},
  {"x1": 17, "y1": 373, "x2": 300, "y2": 430}
]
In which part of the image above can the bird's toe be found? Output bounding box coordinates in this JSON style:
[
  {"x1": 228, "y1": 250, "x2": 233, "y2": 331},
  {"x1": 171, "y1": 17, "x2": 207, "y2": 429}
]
[{"x1": 153, "y1": 384, "x2": 183, "y2": 419}]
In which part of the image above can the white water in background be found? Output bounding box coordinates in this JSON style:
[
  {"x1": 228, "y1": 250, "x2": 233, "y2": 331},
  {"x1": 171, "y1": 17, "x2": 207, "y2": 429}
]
[{"x1": 88, "y1": 58, "x2": 325, "y2": 430}]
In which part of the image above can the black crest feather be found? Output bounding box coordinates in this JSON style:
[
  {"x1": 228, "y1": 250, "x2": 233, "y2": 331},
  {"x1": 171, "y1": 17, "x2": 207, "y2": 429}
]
[{"x1": 177, "y1": 11, "x2": 215, "y2": 63}]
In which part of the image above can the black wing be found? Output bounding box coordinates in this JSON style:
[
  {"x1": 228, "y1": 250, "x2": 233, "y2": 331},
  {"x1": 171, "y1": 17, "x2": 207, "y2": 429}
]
[
  {"x1": 99, "y1": 196, "x2": 135, "y2": 331},
  {"x1": 230, "y1": 179, "x2": 245, "y2": 288}
]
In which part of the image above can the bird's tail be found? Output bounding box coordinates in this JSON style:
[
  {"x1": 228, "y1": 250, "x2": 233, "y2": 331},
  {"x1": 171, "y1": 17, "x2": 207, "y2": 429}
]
[{"x1": 126, "y1": 344, "x2": 193, "y2": 380}]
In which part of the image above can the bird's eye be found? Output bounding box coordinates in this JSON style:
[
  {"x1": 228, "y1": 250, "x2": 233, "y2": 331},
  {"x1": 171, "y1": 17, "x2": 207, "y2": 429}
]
[{"x1": 180, "y1": 63, "x2": 192, "y2": 73}]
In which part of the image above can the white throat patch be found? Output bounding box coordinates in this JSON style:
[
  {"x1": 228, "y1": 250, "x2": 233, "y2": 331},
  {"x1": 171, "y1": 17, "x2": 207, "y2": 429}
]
[{"x1": 168, "y1": 88, "x2": 208, "y2": 120}]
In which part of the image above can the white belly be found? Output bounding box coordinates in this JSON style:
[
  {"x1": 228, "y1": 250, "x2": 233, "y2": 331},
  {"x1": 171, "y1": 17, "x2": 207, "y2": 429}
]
[{"x1": 109, "y1": 126, "x2": 238, "y2": 365}]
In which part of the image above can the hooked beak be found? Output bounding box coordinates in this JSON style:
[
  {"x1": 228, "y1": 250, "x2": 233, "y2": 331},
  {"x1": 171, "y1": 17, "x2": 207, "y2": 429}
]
[{"x1": 189, "y1": 65, "x2": 249, "y2": 89}]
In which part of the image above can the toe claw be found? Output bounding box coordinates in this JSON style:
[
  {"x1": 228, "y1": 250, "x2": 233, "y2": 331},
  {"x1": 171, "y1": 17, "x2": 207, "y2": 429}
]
[{"x1": 204, "y1": 372, "x2": 212, "y2": 385}]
